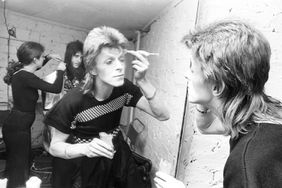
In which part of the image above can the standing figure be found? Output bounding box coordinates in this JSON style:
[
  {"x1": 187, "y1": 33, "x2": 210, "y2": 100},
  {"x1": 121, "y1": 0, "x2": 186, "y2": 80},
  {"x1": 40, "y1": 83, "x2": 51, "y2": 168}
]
[
  {"x1": 44, "y1": 26, "x2": 170, "y2": 188},
  {"x1": 2, "y1": 41, "x2": 65, "y2": 188},
  {"x1": 43, "y1": 40, "x2": 84, "y2": 111},
  {"x1": 63, "y1": 40, "x2": 85, "y2": 92},
  {"x1": 154, "y1": 20, "x2": 282, "y2": 188}
]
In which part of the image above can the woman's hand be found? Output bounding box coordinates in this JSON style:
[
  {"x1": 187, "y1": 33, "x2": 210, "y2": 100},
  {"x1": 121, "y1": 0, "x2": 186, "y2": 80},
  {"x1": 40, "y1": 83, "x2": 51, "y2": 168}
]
[
  {"x1": 47, "y1": 54, "x2": 63, "y2": 62},
  {"x1": 154, "y1": 171, "x2": 185, "y2": 188},
  {"x1": 57, "y1": 62, "x2": 66, "y2": 71},
  {"x1": 125, "y1": 50, "x2": 150, "y2": 81},
  {"x1": 83, "y1": 138, "x2": 115, "y2": 159}
]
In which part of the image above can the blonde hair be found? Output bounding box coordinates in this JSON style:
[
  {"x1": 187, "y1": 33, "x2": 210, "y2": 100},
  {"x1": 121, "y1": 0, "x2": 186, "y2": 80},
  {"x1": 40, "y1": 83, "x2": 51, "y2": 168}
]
[
  {"x1": 183, "y1": 20, "x2": 282, "y2": 138},
  {"x1": 82, "y1": 26, "x2": 128, "y2": 94}
]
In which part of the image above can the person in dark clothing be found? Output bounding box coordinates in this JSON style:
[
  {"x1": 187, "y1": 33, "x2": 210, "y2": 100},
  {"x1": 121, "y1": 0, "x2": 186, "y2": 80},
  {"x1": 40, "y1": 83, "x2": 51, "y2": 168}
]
[
  {"x1": 64, "y1": 40, "x2": 85, "y2": 91},
  {"x1": 44, "y1": 26, "x2": 170, "y2": 188},
  {"x1": 2, "y1": 41, "x2": 66, "y2": 188},
  {"x1": 154, "y1": 20, "x2": 282, "y2": 188}
]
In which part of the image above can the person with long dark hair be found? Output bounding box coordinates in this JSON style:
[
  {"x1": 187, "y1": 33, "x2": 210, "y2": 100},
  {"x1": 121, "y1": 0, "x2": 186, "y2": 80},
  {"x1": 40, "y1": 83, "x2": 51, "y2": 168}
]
[
  {"x1": 64, "y1": 40, "x2": 85, "y2": 91},
  {"x1": 43, "y1": 40, "x2": 84, "y2": 112},
  {"x1": 2, "y1": 41, "x2": 65, "y2": 188}
]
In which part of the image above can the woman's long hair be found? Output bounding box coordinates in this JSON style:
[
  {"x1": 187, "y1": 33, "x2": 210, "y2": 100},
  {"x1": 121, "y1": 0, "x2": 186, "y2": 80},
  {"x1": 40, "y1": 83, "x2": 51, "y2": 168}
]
[
  {"x1": 3, "y1": 41, "x2": 44, "y2": 85},
  {"x1": 183, "y1": 20, "x2": 282, "y2": 138},
  {"x1": 64, "y1": 40, "x2": 85, "y2": 82}
]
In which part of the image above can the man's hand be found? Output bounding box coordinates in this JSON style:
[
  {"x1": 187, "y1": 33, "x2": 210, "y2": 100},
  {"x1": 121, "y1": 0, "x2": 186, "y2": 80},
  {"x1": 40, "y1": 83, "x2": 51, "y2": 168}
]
[
  {"x1": 83, "y1": 138, "x2": 115, "y2": 159},
  {"x1": 154, "y1": 171, "x2": 185, "y2": 188}
]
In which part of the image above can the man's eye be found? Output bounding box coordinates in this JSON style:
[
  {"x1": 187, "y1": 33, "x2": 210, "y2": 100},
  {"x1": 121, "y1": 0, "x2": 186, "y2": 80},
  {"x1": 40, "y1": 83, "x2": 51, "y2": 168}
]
[{"x1": 106, "y1": 60, "x2": 113, "y2": 64}]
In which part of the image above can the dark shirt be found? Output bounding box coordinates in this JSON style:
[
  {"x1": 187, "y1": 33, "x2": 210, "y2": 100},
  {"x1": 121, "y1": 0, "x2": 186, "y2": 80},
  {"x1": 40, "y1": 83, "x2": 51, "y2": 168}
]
[
  {"x1": 224, "y1": 123, "x2": 282, "y2": 188},
  {"x1": 12, "y1": 70, "x2": 64, "y2": 112},
  {"x1": 44, "y1": 78, "x2": 143, "y2": 139}
]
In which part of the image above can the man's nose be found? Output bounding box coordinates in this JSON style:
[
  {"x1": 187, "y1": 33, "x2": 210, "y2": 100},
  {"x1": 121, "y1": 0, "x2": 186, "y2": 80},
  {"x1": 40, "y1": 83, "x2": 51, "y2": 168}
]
[{"x1": 116, "y1": 60, "x2": 124, "y2": 69}]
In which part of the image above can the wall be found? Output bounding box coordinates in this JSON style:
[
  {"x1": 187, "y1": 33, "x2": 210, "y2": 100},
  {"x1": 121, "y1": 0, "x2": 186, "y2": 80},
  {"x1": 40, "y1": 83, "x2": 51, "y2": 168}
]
[
  {"x1": 0, "y1": 10, "x2": 88, "y2": 103},
  {"x1": 138, "y1": 0, "x2": 282, "y2": 187},
  {"x1": 134, "y1": 0, "x2": 199, "y2": 177},
  {"x1": 0, "y1": 10, "x2": 87, "y2": 146}
]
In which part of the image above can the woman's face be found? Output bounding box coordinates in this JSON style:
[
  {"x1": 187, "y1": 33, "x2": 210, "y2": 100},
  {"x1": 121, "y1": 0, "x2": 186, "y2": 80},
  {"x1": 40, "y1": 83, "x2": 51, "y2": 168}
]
[
  {"x1": 187, "y1": 53, "x2": 214, "y2": 104},
  {"x1": 93, "y1": 47, "x2": 126, "y2": 87},
  {"x1": 71, "y1": 52, "x2": 82, "y2": 68}
]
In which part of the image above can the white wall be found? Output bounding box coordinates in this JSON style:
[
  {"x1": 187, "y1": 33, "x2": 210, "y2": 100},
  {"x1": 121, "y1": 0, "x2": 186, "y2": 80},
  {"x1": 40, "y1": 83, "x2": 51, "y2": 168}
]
[{"x1": 134, "y1": 0, "x2": 199, "y2": 177}]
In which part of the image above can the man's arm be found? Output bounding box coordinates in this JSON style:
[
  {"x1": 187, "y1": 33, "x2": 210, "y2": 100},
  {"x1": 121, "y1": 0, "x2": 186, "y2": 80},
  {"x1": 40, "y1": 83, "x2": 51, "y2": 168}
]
[
  {"x1": 48, "y1": 127, "x2": 115, "y2": 159},
  {"x1": 135, "y1": 78, "x2": 170, "y2": 121}
]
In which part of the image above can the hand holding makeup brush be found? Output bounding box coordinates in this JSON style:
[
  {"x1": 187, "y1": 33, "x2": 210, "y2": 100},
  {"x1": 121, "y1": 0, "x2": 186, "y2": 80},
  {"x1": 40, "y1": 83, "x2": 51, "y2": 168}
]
[{"x1": 125, "y1": 50, "x2": 158, "y2": 81}]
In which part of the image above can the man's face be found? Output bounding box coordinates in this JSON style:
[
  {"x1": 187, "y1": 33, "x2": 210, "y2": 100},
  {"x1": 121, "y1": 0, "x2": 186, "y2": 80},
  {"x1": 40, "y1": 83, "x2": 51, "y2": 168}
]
[
  {"x1": 187, "y1": 53, "x2": 214, "y2": 104},
  {"x1": 71, "y1": 52, "x2": 82, "y2": 68},
  {"x1": 93, "y1": 47, "x2": 126, "y2": 87}
]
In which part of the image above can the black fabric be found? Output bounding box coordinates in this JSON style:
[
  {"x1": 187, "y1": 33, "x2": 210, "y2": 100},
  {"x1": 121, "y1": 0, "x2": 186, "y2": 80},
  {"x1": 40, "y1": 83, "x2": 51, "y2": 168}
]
[
  {"x1": 224, "y1": 123, "x2": 282, "y2": 188},
  {"x1": 12, "y1": 70, "x2": 64, "y2": 112},
  {"x1": 45, "y1": 78, "x2": 144, "y2": 187},
  {"x1": 52, "y1": 132, "x2": 151, "y2": 188},
  {"x1": 44, "y1": 78, "x2": 143, "y2": 138},
  {"x1": 52, "y1": 157, "x2": 81, "y2": 188},
  {"x1": 2, "y1": 109, "x2": 35, "y2": 188}
]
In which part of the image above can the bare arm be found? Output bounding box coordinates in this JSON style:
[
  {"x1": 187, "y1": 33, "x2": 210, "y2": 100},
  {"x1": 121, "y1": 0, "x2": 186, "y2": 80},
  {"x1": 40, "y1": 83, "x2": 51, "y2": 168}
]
[
  {"x1": 135, "y1": 79, "x2": 169, "y2": 121},
  {"x1": 126, "y1": 50, "x2": 170, "y2": 121},
  {"x1": 48, "y1": 127, "x2": 115, "y2": 159}
]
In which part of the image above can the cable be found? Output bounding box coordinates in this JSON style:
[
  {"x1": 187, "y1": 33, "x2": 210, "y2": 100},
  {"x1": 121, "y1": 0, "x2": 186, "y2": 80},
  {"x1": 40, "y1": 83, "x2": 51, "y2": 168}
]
[
  {"x1": 3, "y1": 0, "x2": 9, "y2": 34},
  {"x1": 2, "y1": 0, "x2": 12, "y2": 109}
]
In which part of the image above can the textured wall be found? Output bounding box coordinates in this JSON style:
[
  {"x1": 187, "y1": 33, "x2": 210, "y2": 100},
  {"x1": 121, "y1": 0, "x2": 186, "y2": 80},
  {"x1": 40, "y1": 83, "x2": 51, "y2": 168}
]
[
  {"x1": 134, "y1": 0, "x2": 199, "y2": 177},
  {"x1": 0, "y1": 10, "x2": 87, "y2": 104}
]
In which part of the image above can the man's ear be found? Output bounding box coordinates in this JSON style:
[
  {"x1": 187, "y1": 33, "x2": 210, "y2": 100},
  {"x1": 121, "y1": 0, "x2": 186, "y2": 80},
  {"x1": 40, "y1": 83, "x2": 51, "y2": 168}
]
[{"x1": 212, "y1": 82, "x2": 225, "y2": 97}]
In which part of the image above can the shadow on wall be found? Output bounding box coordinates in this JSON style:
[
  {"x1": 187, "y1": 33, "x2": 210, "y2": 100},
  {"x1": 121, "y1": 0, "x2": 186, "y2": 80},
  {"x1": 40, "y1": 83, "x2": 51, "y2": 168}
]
[{"x1": 120, "y1": 118, "x2": 148, "y2": 153}]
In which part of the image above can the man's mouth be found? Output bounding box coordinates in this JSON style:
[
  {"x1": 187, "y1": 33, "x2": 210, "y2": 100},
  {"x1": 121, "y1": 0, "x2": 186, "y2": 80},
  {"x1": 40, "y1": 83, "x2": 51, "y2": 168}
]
[{"x1": 114, "y1": 74, "x2": 124, "y2": 78}]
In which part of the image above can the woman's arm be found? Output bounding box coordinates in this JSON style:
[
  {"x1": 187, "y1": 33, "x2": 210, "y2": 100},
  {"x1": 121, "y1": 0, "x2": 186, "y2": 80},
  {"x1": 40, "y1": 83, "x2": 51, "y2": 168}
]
[
  {"x1": 28, "y1": 62, "x2": 66, "y2": 93},
  {"x1": 48, "y1": 127, "x2": 115, "y2": 159}
]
